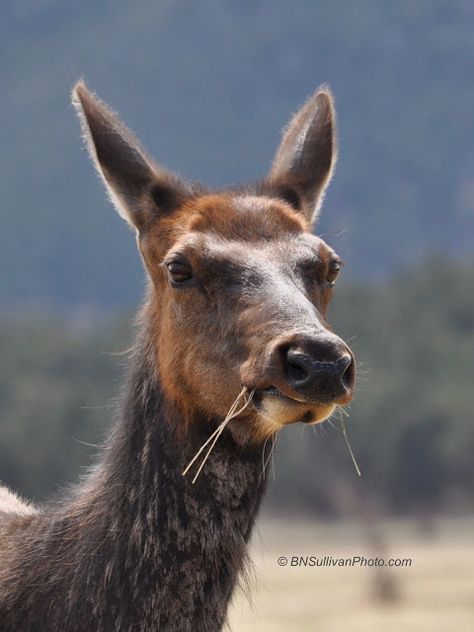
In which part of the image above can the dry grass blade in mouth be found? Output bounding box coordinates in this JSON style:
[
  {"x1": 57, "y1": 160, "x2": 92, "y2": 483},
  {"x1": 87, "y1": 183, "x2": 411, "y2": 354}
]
[
  {"x1": 182, "y1": 386, "x2": 255, "y2": 484},
  {"x1": 338, "y1": 409, "x2": 362, "y2": 477}
]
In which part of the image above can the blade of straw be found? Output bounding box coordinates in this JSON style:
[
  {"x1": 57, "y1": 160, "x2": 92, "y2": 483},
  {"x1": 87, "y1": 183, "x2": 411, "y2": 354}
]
[
  {"x1": 182, "y1": 386, "x2": 254, "y2": 481},
  {"x1": 181, "y1": 386, "x2": 247, "y2": 477},
  {"x1": 190, "y1": 389, "x2": 254, "y2": 484},
  {"x1": 340, "y1": 416, "x2": 361, "y2": 477}
]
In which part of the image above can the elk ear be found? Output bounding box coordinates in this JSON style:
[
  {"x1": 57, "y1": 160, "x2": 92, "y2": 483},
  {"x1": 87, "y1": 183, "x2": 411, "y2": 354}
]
[
  {"x1": 268, "y1": 86, "x2": 336, "y2": 225},
  {"x1": 72, "y1": 80, "x2": 186, "y2": 230}
]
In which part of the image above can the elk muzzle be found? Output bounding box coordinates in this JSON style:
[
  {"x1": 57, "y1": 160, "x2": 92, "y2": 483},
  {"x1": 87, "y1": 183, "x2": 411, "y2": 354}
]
[
  {"x1": 242, "y1": 332, "x2": 355, "y2": 412},
  {"x1": 282, "y1": 344, "x2": 354, "y2": 404}
]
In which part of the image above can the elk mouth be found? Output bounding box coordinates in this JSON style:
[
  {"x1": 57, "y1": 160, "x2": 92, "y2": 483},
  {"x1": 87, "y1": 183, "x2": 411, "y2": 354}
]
[
  {"x1": 257, "y1": 386, "x2": 336, "y2": 406},
  {"x1": 257, "y1": 386, "x2": 305, "y2": 403},
  {"x1": 252, "y1": 386, "x2": 337, "y2": 426}
]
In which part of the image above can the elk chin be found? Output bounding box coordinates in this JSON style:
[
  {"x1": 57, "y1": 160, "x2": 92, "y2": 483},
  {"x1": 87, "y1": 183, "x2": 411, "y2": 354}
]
[
  {"x1": 258, "y1": 396, "x2": 336, "y2": 434},
  {"x1": 224, "y1": 388, "x2": 339, "y2": 445}
]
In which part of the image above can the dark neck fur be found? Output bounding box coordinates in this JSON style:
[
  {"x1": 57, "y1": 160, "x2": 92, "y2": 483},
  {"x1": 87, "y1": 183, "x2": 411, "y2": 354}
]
[{"x1": 1, "y1": 327, "x2": 268, "y2": 632}]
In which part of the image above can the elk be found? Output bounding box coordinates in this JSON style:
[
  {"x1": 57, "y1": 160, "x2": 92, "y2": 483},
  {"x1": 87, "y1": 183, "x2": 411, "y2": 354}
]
[{"x1": 0, "y1": 81, "x2": 355, "y2": 631}]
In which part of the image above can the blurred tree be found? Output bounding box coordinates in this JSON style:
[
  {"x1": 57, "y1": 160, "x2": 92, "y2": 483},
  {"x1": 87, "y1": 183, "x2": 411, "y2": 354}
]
[
  {"x1": 1, "y1": 258, "x2": 473, "y2": 513},
  {"x1": 1, "y1": 1, "x2": 474, "y2": 307}
]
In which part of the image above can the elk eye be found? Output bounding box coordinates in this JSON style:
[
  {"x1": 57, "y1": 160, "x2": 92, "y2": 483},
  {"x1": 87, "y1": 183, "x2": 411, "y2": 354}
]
[
  {"x1": 327, "y1": 260, "x2": 342, "y2": 287},
  {"x1": 166, "y1": 259, "x2": 193, "y2": 284}
]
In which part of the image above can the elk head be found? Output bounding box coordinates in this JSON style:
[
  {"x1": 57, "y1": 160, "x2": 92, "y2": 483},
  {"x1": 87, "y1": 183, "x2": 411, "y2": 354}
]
[{"x1": 73, "y1": 82, "x2": 355, "y2": 443}]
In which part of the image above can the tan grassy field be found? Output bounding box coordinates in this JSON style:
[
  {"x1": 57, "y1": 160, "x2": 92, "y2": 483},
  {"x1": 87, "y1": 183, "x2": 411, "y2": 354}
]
[{"x1": 229, "y1": 516, "x2": 474, "y2": 632}]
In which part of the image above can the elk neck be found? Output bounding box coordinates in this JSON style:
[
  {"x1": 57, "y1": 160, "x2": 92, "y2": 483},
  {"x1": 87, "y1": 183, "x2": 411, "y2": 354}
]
[
  {"x1": 68, "y1": 318, "x2": 268, "y2": 630},
  {"x1": 2, "y1": 318, "x2": 268, "y2": 632}
]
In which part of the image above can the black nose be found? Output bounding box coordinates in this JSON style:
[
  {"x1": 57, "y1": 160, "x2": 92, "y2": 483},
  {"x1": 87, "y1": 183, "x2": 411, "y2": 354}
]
[{"x1": 283, "y1": 343, "x2": 354, "y2": 403}]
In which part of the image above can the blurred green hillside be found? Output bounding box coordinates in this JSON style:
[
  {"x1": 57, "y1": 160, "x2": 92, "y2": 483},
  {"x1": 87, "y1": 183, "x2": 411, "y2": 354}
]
[
  {"x1": 1, "y1": 258, "x2": 473, "y2": 513},
  {"x1": 1, "y1": 0, "x2": 474, "y2": 308}
]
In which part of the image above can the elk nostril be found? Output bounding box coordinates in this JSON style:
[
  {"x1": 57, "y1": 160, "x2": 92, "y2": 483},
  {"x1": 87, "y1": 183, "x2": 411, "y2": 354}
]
[
  {"x1": 284, "y1": 350, "x2": 311, "y2": 385},
  {"x1": 286, "y1": 358, "x2": 309, "y2": 383},
  {"x1": 340, "y1": 354, "x2": 355, "y2": 389}
]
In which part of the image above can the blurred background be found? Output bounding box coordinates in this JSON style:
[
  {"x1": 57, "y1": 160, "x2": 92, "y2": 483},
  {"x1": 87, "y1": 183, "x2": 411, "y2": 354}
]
[{"x1": 1, "y1": 1, "x2": 473, "y2": 629}]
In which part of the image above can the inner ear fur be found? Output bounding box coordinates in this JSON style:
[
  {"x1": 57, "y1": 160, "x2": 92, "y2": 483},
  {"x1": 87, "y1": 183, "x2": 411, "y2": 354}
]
[
  {"x1": 72, "y1": 80, "x2": 189, "y2": 230},
  {"x1": 268, "y1": 86, "x2": 337, "y2": 225}
]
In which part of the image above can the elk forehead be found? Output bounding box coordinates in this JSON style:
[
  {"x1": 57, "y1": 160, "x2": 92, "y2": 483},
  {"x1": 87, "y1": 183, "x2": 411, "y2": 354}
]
[
  {"x1": 143, "y1": 194, "x2": 314, "y2": 274},
  {"x1": 165, "y1": 193, "x2": 335, "y2": 261},
  {"x1": 184, "y1": 194, "x2": 307, "y2": 239}
]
